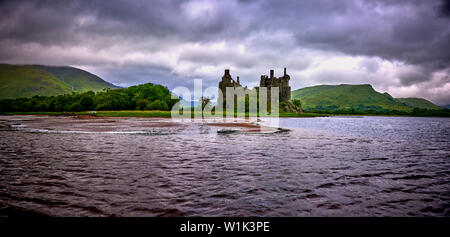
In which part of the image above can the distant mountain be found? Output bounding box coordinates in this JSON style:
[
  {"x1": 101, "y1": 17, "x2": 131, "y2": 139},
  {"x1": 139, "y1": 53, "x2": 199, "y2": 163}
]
[
  {"x1": 0, "y1": 64, "x2": 118, "y2": 99},
  {"x1": 291, "y1": 84, "x2": 440, "y2": 111}
]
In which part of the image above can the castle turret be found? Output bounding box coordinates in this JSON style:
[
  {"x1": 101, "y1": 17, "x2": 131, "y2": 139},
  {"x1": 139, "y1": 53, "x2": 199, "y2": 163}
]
[
  {"x1": 270, "y1": 69, "x2": 274, "y2": 78},
  {"x1": 218, "y1": 69, "x2": 244, "y2": 106}
]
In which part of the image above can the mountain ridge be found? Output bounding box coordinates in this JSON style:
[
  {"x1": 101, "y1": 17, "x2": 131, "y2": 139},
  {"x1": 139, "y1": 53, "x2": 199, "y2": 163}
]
[
  {"x1": 291, "y1": 84, "x2": 440, "y2": 111},
  {"x1": 0, "y1": 64, "x2": 118, "y2": 99}
]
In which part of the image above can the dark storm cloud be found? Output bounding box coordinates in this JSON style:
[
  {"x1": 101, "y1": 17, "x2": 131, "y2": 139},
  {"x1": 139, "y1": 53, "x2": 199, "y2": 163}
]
[
  {"x1": 0, "y1": 0, "x2": 449, "y2": 104},
  {"x1": 396, "y1": 66, "x2": 430, "y2": 86},
  {"x1": 1, "y1": 0, "x2": 448, "y2": 67},
  {"x1": 0, "y1": 0, "x2": 177, "y2": 45},
  {"x1": 439, "y1": 0, "x2": 450, "y2": 17},
  {"x1": 0, "y1": 0, "x2": 250, "y2": 46},
  {"x1": 260, "y1": 0, "x2": 450, "y2": 75}
]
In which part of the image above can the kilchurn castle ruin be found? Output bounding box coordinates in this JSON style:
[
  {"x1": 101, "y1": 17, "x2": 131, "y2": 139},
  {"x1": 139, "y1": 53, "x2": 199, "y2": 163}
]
[{"x1": 218, "y1": 68, "x2": 301, "y2": 113}]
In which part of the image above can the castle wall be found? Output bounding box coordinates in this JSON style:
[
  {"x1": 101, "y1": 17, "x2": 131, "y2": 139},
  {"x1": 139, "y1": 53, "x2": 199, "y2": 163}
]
[
  {"x1": 218, "y1": 68, "x2": 291, "y2": 106},
  {"x1": 259, "y1": 68, "x2": 291, "y2": 103}
]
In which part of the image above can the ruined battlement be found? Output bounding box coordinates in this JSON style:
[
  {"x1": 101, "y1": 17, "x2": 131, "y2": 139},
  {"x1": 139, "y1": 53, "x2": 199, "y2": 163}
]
[
  {"x1": 259, "y1": 68, "x2": 291, "y2": 102},
  {"x1": 217, "y1": 67, "x2": 300, "y2": 113},
  {"x1": 218, "y1": 67, "x2": 292, "y2": 106}
]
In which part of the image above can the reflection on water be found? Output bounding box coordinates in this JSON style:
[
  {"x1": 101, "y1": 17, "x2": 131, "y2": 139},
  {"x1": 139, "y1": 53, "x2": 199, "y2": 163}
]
[{"x1": 0, "y1": 115, "x2": 449, "y2": 216}]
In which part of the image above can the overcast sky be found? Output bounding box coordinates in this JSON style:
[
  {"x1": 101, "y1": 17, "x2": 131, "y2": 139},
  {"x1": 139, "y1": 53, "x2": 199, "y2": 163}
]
[{"x1": 1, "y1": 0, "x2": 449, "y2": 104}]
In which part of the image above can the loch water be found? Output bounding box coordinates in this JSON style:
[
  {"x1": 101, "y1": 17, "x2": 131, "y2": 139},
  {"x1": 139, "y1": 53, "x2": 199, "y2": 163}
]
[{"x1": 0, "y1": 115, "x2": 449, "y2": 216}]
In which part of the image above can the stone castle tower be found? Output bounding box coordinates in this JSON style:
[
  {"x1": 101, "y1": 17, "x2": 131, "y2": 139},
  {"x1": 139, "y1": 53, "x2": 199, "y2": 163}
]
[
  {"x1": 258, "y1": 68, "x2": 291, "y2": 103},
  {"x1": 218, "y1": 69, "x2": 242, "y2": 105}
]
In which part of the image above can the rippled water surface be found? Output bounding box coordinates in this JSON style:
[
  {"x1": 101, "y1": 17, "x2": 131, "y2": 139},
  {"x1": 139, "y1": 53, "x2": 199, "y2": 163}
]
[{"x1": 0, "y1": 115, "x2": 449, "y2": 216}]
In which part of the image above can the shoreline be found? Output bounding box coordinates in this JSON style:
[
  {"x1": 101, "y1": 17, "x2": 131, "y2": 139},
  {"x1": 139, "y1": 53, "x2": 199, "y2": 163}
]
[
  {"x1": 1, "y1": 111, "x2": 449, "y2": 118},
  {"x1": 0, "y1": 111, "x2": 324, "y2": 118},
  {"x1": 0, "y1": 114, "x2": 282, "y2": 133}
]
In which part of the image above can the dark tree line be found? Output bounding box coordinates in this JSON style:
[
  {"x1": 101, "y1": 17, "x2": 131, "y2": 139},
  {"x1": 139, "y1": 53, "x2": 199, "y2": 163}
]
[{"x1": 0, "y1": 83, "x2": 179, "y2": 112}]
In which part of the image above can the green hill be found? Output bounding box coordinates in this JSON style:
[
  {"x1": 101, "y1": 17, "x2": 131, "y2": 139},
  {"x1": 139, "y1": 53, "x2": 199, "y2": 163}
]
[
  {"x1": 291, "y1": 84, "x2": 439, "y2": 112},
  {"x1": 395, "y1": 97, "x2": 441, "y2": 109},
  {"x1": 0, "y1": 64, "x2": 117, "y2": 99}
]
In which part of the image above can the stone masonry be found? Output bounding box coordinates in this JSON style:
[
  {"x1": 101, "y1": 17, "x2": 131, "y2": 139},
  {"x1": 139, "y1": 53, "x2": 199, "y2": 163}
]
[{"x1": 218, "y1": 68, "x2": 291, "y2": 104}]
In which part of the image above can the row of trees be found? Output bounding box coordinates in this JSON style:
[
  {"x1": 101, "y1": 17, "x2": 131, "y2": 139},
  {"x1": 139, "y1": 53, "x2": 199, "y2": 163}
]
[{"x1": 0, "y1": 83, "x2": 179, "y2": 112}]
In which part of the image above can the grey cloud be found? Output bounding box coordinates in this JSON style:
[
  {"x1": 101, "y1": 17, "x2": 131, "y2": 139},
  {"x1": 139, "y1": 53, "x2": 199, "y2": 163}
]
[
  {"x1": 287, "y1": 0, "x2": 450, "y2": 72},
  {"x1": 0, "y1": 0, "x2": 250, "y2": 46},
  {"x1": 358, "y1": 58, "x2": 380, "y2": 74},
  {"x1": 2, "y1": 0, "x2": 448, "y2": 68},
  {"x1": 90, "y1": 65, "x2": 196, "y2": 90},
  {"x1": 396, "y1": 66, "x2": 430, "y2": 86},
  {"x1": 308, "y1": 69, "x2": 367, "y2": 85}
]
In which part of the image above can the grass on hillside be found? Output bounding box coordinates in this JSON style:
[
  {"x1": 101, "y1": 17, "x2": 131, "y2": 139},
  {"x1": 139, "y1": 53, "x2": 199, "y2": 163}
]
[
  {"x1": 0, "y1": 65, "x2": 73, "y2": 99},
  {"x1": 291, "y1": 84, "x2": 439, "y2": 111},
  {"x1": 0, "y1": 64, "x2": 116, "y2": 99},
  {"x1": 395, "y1": 97, "x2": 441, "y2": 109}
]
